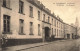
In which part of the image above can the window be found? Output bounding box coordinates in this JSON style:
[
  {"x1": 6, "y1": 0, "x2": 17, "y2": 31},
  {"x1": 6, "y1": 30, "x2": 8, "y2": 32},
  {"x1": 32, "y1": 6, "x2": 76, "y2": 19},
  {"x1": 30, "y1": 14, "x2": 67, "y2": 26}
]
[
  {"x1": 59, "y1": 22, "x2": 60, "y2": 28},
  {"x1": 57, "y1": 21, "x2": 58, "y2": 27},
  {"x1": 29, "y1": 6, "x2": 33, "y2": 17},
  {"x1": 60, "y1": 23, "x2": 61, "y2": 28},
  {"x1": 55, "y1": 29, "x2": 56, "y2": 36},
  {"x1": 52, "y1": 28, "x2": 53, "y2": 35},
  {"x1": 38, "y1": 11, "x2": 40, "y2": 20},
  {"x1": 61, "y1": 24, "x2": 62, "y2": 29},
  {"x1": 19, "y1": 0, "x2": 24, "y2": 13},
  {"x1": 48, "y1": 16, "x2": 50, "y2": 23},
  {"x1": 43, "y1": 14, "x2": 45, "y2": 21},
  {"x1": 3, "y1": 15, "x2": 10, "y2": 33},
  {"x1": 61, "y1": 25, "x2": 63, "y2": 29},
  {"x1": 55, "y1": 20, "x2": 56, "y2": 27},
  {"x1": 59, "y1": 30, "x2": 60, "y2": 35},
  {"x1": 3, "y1": 0, "x2": 6, "y2": 7},
  {"x1": 38, "y1": 24, "x2": 40, "y2": 36},
  {"x1": 19, "y1": 19, "x2": 24, "y2": 34},
  {"x1": 52, "y1": 19, "x2": 53, "y2": 25},
  {"x1": 30, "y1": 22, "x2": 33, "y2": 35},
  {"x1": 3, "y1": 0, "x2": 10, "y2": 8},
  {"x1": 57, "y1": 29, "x2": 58, "y2": 36},
  {"x1": 61, "y1": 30, "x2": 62, "y2": 34}
]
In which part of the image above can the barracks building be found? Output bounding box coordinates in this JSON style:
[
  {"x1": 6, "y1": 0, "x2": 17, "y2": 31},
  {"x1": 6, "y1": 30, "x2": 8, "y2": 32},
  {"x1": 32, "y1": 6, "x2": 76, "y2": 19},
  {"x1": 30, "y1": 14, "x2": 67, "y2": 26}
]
[{"x1": 0, "y1": 0, "x2": 77, "y2": 46}]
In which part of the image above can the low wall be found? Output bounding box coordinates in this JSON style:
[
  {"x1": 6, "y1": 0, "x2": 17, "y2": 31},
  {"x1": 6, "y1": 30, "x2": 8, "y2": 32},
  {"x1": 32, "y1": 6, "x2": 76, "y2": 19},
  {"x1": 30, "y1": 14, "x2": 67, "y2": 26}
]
[{"x1": 5, "y1": 38, "x2": 43, "y2": 47}]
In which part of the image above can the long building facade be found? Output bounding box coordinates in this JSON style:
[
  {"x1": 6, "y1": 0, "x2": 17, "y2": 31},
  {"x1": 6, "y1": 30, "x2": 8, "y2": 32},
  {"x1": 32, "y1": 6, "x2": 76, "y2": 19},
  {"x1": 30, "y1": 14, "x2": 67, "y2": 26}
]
[
  {"x1": 64, "y1": 23, "x2": 77, "y2": 39},
  {"x1": 0, "y1": 0, "x2": 77, "y2": 46}
]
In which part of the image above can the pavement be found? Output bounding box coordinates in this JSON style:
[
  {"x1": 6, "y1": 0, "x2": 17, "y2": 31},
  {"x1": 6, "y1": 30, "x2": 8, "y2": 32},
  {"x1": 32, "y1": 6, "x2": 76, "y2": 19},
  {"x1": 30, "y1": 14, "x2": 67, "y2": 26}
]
[
  {"x1": 19, "y1": 39, "x2": 78, "y2": 51},
  {"x1": 0, "y1": 48, "x2": 1, "y2": 51},
  {"x1": 1, "y1": 39, "x2": 79, "y2": 51}
]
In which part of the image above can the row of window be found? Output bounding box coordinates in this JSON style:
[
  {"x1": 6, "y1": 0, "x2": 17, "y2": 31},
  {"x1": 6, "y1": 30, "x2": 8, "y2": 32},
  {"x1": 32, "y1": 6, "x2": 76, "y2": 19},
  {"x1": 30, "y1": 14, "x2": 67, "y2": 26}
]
[
  {"x1": 3, "y1": 15, "x2": 63, "y2": 36},
  {"x1": 55, "y1": 20, "x2": 63, "y2": 29},
  {"x1": 3, "y1": 15, "x2": 41, "y2": 35},
  {"x1": 52, "y1": 28, "x2": 63, "y2": 36},
  {"x1": 3, "y1": 15, "x2": 64, "y2": 36},
  {"x1": 3, "y1": 0, "x2": 63, "y2": 29}
]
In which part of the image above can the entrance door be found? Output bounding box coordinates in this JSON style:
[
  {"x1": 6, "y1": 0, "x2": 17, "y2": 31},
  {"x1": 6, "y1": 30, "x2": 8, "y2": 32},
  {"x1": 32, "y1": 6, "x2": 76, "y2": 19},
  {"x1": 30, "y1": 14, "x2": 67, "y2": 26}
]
[
  {"x1": 67, "y1": 34, "x2": 70, "y2": 39},
  {"x1": 45, "y1": 27, "x2": 50, "y2": 40},
  {"x1": 72, "y1": 33, "x2": 74, "y2": 39}
]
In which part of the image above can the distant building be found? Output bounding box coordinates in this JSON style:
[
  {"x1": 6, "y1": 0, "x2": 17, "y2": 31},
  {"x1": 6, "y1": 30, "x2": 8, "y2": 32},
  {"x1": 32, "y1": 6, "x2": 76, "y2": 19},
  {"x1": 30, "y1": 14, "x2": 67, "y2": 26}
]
[
  {"x1": 64, "y1": 23, "x2": 77, "y2": 39},
  {"x1": 75, "y1": 17, "x2": 80, "y2": 38}
]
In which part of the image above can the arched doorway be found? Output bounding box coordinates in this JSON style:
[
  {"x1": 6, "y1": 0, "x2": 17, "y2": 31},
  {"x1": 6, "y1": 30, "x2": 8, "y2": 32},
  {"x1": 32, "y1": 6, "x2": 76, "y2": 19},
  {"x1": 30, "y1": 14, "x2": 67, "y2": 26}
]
[{"x1": 45, "y1": 27, "x2": 50, "y2": 40}]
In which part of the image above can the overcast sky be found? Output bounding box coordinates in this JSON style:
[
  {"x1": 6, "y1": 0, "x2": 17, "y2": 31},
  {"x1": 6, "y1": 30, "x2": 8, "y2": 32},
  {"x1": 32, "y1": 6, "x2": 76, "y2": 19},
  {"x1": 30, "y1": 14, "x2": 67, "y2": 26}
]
[{"x1": 38, "y1": 0, "x2": 80, "y2": 26}]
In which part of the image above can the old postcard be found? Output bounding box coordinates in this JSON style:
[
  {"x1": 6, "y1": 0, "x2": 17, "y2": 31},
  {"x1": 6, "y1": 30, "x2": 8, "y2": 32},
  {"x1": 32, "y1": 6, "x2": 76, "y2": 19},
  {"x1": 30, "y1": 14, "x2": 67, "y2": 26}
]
[{"x1": 0, "y1": 0, "x2": 80, "y2": 51}]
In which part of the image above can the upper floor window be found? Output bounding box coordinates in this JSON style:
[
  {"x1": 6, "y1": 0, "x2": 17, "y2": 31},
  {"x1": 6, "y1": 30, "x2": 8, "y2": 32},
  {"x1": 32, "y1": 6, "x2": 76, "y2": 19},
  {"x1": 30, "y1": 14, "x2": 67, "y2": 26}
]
[
  {"x1": 3, "y1": 15, "x2": 10, "y2": 33},
  {"x1": 29, "y1": 6, "x2": 33, "y2": 17},
  {"x1": 59, "y1": 23, "x2": 60, "y2": 28},
  {"x1": 3, "y1": 0, "x2": 10, "y2": 8},
  {"x1": 61, "y1": 24, "x2": 62, "y2": 29},
  {"x1": 57, "y1": 21, "x2": 58, "y2": 27},
  {"x1": 52, "y1": 28, "x2": 53, "y2": 35},
  {"x1": 3, "y1": 0, "x2": 6, "y2": 7},
  {"x1": 54, "y1": 20, "x2": 57, "y2": 26},
  {"x1": 19, "y1": 0, "x2": 24, "y2": 14},
  {"x1": 38, "y1": 24, "x2": 41, "y2": 36},
  {"x1": 52, "y1": 19, "x2": 53, "y2": 25},
  {"x1": 55, "y1": 29, "x2": 56, "y2": 36},
  {"x1": 48, "y1": 16, "x2": 50, "y2": 23},
  {"x1": 57, "y1": 29, "x2": 58, "y2": 36},
  {"x1": 19, "y1": 19, "x2": 24, "y2": 34},
  {"x1": 38, "y1": 11, "x2": 40, "y2": 20},
  {"x1": 43, "y1": 14, "x2": 45, "y2": 21},
  {"x1": 30, "y1": 22, "x2": 33, "y2": 35}
]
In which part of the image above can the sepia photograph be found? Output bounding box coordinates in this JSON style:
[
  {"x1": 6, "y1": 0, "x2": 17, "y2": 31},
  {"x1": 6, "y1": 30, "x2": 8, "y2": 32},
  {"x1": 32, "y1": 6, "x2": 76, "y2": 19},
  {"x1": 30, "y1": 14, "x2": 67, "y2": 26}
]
[{"x1": 0, "y1": 0, "x2": 80, "y2": 51}]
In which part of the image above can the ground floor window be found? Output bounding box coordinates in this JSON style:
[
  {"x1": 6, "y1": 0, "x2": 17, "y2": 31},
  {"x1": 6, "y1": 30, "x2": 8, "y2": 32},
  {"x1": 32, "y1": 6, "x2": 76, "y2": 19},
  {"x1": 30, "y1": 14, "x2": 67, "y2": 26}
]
[
  {"x1": 67, "y1": 34, "x2": 70, "y2": 39},
  {"x1": 29, "y1": 22, "x2": 33, "y2": 35},
  {"x1": 3, "y1": 15, "x2": 10, "y2": 34},
  {"x1": 52, "y1": 28, "x2": 53, "y2": 35},
  {"x1": 19, "y1": 19, "x2": 24, "y2": 34},
  {"x1": 38, "y1": 24, "x2": 41, "y2": 36}
]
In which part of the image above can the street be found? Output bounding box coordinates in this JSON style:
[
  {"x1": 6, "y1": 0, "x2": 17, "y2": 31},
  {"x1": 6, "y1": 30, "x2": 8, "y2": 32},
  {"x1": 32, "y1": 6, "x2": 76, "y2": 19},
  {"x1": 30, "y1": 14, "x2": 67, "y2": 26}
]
[
  {"x1": 18, "y1": 39, "x2": 80, "y2": 51},
  {"x1": 2, "y1": 39, "x2": 80, "y2": 51}
]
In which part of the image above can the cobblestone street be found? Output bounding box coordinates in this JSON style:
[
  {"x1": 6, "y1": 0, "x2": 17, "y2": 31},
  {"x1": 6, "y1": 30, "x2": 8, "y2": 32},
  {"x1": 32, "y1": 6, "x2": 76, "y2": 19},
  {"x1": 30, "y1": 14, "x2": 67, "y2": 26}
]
[
  {"x1": 19, "y1": 40, "x2": 78, "y2": 51},
  {"x1": 2, "y1": 39, "x2": 80, "y2": 51}
]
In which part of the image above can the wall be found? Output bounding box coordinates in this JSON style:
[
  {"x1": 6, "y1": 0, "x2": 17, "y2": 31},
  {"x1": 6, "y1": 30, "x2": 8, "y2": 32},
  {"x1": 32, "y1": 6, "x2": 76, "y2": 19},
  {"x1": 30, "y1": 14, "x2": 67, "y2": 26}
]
[{"x1": 1, "y1": 0, "x2": 43, "y2": 39}]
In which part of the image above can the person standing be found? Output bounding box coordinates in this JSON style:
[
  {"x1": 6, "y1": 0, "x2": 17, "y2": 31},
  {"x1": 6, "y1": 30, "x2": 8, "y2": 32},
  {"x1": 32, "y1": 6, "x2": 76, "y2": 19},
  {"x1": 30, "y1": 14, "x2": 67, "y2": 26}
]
[{"x1": 1, "y1": 34, "x2": 8, "y2": 48}]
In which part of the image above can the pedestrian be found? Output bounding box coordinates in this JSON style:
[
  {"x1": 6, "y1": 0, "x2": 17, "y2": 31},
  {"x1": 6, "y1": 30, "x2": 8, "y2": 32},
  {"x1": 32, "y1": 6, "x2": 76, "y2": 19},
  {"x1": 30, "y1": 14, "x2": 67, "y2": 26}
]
[{"x1": 1, "y1": 34, "x2": 8, "y2": 48}]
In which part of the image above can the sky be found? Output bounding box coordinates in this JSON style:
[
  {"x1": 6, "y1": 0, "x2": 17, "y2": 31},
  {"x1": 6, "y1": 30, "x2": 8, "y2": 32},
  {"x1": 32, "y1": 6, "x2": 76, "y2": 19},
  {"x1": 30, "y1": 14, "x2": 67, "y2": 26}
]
[{"x1": 38, "y1": 0, "x2": 80, "y2": 26}]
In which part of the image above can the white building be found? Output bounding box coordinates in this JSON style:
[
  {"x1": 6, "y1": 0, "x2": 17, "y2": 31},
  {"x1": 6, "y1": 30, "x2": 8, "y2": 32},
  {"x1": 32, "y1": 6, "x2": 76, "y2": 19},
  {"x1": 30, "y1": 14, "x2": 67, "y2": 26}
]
[{"x1": 0, "y1": 0, "x2": 76, "y2": 46}]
